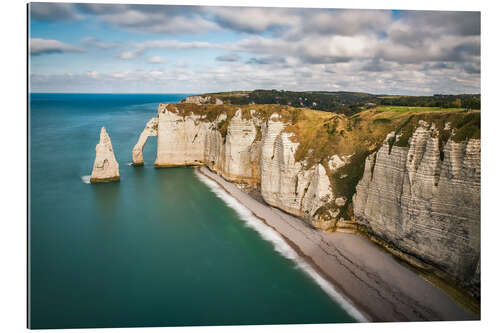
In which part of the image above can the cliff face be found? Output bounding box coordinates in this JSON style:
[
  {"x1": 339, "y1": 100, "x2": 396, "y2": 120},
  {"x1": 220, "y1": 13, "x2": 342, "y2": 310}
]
[
  {"x1": 155, "y1": 105, "x2": 207, "y2": 166},
  {"x1": 181, "y1": 95, "x2": 223, "y2": 105},
  {"x1": 134, "y1": 102, "x2": 480, "y2": 296},
  {"x1": 90, "y1": 127, "x2": 120, "y2": 183},
  {"x1": 353, "y1": 121, "x2": 480, "y2": 295},
  {"x1": 204, "y1": 109, "x2": 261, "y2": 183},
  {"x1": 135, "y1": 104, "x2": 342, "y2": 225},
  {"x1": 259, "y1": 115, "x2": 334, "y2": 225}
]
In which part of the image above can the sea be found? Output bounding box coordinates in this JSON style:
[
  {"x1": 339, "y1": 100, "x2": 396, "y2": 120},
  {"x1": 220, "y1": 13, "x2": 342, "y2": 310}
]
[{"x1": 28, "y1": 93, "x2": 359, "y2": 328}]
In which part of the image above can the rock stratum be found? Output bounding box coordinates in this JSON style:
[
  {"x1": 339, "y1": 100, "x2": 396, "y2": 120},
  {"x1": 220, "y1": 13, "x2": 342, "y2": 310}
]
[
  {"x1": 133, "y1": 101, "x2": 480, "y2": 299},
  {"x1": 353, "y1": 121, "x2": 480, "y2": 297},
  {"x1": 90, "y1": 127, "x2": 120, "y2": 183}
]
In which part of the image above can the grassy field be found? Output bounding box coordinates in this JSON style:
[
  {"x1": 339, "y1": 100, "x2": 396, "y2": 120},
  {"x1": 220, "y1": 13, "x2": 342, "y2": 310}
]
[
  {"x1": 208, "y1": 91, "x2": 251, "y2": 97},
  {"x1": 374, "y1": 105, "x2": 465, "y2": 113}
]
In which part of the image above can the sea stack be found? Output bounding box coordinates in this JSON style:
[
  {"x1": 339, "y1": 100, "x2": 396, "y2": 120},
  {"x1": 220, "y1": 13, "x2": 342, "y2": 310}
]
[{"x1": 90, "y1": 127, "x2": 120, "y2": 183}]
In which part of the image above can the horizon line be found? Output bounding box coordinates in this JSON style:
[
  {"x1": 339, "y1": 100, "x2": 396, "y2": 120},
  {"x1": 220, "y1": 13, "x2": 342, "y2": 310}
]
[{"x1": 28, "y1": 91, "x2": 481, "y2": 96}]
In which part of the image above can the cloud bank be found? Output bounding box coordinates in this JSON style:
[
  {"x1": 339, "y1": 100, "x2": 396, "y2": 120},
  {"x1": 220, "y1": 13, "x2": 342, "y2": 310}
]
[{"x1": 29, "y1": 4, "x2": 480, "y2": 94}]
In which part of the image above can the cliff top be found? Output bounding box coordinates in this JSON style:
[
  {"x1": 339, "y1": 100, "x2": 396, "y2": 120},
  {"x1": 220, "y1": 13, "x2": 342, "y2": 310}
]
[
  {"x1": 163, "y1": 102, "x2": 479, "y2": 221},
  {"x1": 183, "y1": 90, "x2": 481, "y2": 116},
  {"x1": 165, "y1": 102, "x2": 479, "y2": 163}
]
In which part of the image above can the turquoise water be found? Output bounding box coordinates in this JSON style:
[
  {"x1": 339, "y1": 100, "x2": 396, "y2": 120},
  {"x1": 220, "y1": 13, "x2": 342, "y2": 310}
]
[{"x1": 29, "y1": 93, "x2": 356, "y2": 328}]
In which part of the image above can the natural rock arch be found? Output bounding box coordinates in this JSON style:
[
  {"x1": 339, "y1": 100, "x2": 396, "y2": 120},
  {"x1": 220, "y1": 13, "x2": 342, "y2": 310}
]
[{"x1": 132, "y1": 117, "x2": 158, "y2": 166}]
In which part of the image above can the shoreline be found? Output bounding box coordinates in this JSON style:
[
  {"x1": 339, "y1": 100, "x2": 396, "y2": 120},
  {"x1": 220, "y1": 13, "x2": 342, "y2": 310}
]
[
  {"x1": 195, "y1": 167, "x2": 368, "y2": 322},
  {"x1": 196, "y1": 166, "x2": 478, "y2": 322}
]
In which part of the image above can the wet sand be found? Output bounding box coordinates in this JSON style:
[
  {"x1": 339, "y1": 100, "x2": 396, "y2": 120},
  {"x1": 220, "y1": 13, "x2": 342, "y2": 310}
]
[{"x1": 197, "y1": 166, "x2": 478, "y2": 322}]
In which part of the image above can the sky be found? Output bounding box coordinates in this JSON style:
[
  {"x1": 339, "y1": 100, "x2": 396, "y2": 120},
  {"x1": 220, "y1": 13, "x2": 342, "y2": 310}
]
[{"x1": 28, "y1": 2, "x2": 481, "y2": 95}]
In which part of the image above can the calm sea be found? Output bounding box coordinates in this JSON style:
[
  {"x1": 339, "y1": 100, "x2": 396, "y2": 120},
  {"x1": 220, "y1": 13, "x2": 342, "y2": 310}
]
[{"x1": 28, "y1": 93, "x2": 356, "y2": 328}]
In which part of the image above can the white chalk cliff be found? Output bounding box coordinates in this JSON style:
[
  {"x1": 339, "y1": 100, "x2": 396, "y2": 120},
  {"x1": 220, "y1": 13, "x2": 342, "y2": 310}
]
[
  {"x1": 133, "y1": 103, "x2": 480, "y2": 296},
  {"x1": 90, "y1": 127, "x2": 120, "y2": 183},
  {"x1": 181, "y1": 95, "x2": 223, "y2": 105},
  {"x1": 136, "y1": 104, "x2": 340, "y2": 225},
  {"x1": 353, "y1": 121, "x2": 480, "y2": 296},
  {"x1": 154, "y1": 104, "x2": 208, "y2": 167}
]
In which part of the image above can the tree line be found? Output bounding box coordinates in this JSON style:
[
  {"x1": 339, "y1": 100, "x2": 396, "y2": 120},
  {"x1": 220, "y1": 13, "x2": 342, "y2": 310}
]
[{"x1": 215, "y1": 90, "x2": 481, "y2": 116}]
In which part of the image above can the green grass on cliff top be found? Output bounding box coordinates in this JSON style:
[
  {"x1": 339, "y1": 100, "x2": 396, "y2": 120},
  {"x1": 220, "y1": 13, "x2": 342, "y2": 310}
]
[
  {"x1": 375, "y1": 105, "x2": 465, "y2": 113},
  {"x1": 167, "y1": 102, "x2": 480, "y2": 221}
]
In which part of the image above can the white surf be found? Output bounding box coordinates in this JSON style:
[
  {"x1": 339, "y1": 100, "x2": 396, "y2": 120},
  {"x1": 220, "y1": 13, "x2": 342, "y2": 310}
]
[{"x1": 195, "y1": 170, "x2": 367, "y2": 322}]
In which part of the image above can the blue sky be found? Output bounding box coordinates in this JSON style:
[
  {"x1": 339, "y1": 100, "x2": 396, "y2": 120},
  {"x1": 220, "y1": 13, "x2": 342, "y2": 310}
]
[{"x1": 29, "y1": 3, "x2": 480, "y2": 94}]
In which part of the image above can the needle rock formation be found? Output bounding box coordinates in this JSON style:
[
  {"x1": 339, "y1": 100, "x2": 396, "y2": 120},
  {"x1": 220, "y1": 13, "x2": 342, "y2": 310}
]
[{"x1": 90, "y1": 127, "x2": 120, "y2": 183}]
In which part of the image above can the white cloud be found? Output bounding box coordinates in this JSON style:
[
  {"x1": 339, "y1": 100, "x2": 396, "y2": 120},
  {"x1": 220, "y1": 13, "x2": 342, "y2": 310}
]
[
  {"x1": 30, "y1": 3, "x2": 80, "y2": 21},
  {"x1": 210, "y1": 7, "x2": 300, "y2": 34},
  {"x1": 30, "y1": 38, "x2": 84, "y2": 56},
  {"x1": 28, "y1": 5, "x2": 480, "y2": 94},
  {"x1": 134, "y1": 40, "x2": 225, "y2": 51},
  {"x1": 85, "y1": 70, "x2": 99, "y2": 79},
  {"x1": 92, "y1": 6, "x2": 219, "y2": 34},
  {"x1": 216, "y1": 53, "x2": 240, "y2": 62},
  {"x1": 118, "y1": 50, "x2": 143, "y2": 60},
  {"x1": 148, "y1": 56, "x2": 166, "y2": 64},
  {"x1": 82, "y1": 37, "x2": 121, "y2": 49},
  {"x1": 117, "y1": 40, "x2": 227, "y2": 60},
  {"x1": 30, "y1": 58, "x2": 480, "y2": 95},
  {"x1": 313, "y1": 10, "x2": 390, "y2": 34}
]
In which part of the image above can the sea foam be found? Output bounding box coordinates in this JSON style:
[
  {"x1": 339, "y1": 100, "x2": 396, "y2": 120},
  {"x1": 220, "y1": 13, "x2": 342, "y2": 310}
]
[
  {"x1": 195, "y1": 170, "x2": 367, "y2": 322},
  {"x1": 81, "y1": 175, "x2": 91, "y2": 184}
]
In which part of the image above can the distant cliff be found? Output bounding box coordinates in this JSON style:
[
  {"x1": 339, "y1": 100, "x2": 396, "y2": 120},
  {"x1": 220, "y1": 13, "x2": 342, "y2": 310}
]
[{"x1": 133, "y1": 100, "x2": 480, "y2": 298}]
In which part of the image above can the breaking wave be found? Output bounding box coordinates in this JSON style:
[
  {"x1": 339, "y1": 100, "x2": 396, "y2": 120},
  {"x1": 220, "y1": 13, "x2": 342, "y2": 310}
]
[
  {"x1": 195, "y1": 170, "x2": 367, "y2": 322},
  {"x1": 81, "y1": 175, "x2": 91, "y2": 184}
]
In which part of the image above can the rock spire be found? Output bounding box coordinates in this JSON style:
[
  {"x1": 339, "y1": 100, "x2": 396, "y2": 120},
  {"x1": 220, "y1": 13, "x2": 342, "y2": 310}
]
[{"x1": 90, "y1": 127, "x2": 120, "y2": 183}]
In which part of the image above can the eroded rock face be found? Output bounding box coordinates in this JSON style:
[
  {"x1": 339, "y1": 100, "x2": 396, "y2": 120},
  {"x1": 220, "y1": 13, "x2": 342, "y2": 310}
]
[
  {"x1": 181, "y1": 95, "x2": 223, "y2": 105},
  {"x1": 259, "y1": 119, "x2": 335, "y2": 225},
  {"x1": 155, "y1": 104, "x2": 208, "y2": 166},
  {"x1": 90, "y1": 127, "x2": 120, "y2": 183},
  {"x1": 136, "y1": 104, "x2": 480, "y2": 296},
  {"x1": 141, "y1": 106, "x2": 338, "y2": 223},
  {"x1": 260, "y1": 118, "x2": 304, "y2": 215},
  {"x1": 302, "y1": 164, "x2": 334, "y2": 225},
  {"x1": 204, "y1": 113, "x2": 226, "y2": 173},
  {"x1": 353, "y1": 122, "x2": 480, "y2": 294},
  {"x1": 132, "y1": 117, "x2": 158, "y2": 165}
]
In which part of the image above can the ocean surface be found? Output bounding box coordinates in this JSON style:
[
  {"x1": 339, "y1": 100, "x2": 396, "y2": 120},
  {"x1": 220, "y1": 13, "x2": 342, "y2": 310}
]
[{"x1": 29, "y1": 93, "x2": 357, "y2": 328}]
